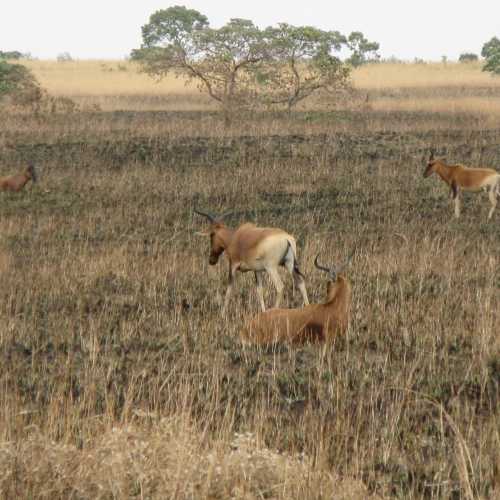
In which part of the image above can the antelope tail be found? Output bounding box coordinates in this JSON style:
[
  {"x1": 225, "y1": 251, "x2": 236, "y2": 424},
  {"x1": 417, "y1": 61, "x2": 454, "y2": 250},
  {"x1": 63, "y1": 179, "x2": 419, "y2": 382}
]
[{"x1": 281, "y1": 240, "x2": 305, "y2": 278}]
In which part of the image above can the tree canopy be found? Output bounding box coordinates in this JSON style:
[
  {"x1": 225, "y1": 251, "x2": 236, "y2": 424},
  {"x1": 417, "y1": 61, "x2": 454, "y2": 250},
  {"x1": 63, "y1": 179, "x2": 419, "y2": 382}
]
[
  {"x1": 482, "y1": 37, "x2": 500, "y2": 75},
  {"x1": 131, "y1": 5, "x2": 379, "y2": 121},
  {"x1": 0, "y1": 58, "x2": 42, "y2": 105}
]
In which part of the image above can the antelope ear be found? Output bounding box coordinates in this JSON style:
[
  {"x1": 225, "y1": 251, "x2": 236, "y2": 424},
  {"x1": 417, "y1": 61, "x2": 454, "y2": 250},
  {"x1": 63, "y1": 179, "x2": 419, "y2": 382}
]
[{"x1": 195, "y1": 230, "x2": 210, "y2": 237}]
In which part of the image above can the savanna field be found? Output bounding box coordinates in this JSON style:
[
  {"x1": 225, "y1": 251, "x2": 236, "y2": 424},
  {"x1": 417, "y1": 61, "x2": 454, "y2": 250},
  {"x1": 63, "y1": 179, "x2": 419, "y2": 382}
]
[{"x1": 0, "y1": 60, "x2": 499, "y2": 498}]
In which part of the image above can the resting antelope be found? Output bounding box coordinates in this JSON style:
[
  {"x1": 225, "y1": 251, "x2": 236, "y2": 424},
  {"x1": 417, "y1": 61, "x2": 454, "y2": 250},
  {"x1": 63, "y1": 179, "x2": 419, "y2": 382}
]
[
  {"x1": 423, "y1": 152, "x2": 500, "y2": 220},
  {"x1": 194, "y1": 208, "x2": 309, "y2": 313},
  {"x1": 240, "y1": 252, "x2": 353, "y2": 345},
  {"x1": 0, "y1": 163, "x2": 38, "y2": 192}
]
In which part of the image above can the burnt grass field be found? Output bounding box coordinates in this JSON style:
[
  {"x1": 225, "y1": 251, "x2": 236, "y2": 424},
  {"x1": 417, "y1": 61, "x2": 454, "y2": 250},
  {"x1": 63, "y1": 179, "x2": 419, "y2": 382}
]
[{"x1": 0, "y1": 107, "x2": 499, "y2": 498}]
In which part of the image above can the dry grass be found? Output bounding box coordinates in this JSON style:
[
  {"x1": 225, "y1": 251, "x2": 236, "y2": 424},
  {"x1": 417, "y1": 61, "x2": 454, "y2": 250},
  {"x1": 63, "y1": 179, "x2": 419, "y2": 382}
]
[
  {"x1": 0, "y1": 61, "x2": 499, "y2": 498},
  {"x1": 16, "y1": 59, "x2": 500, "y2": 115},
  {"x1": 353, "y1": 61, "x2": 500, "y2": 89},
  {"x1": 0, "y1": 417, "x2": 373, "y2": 499}
]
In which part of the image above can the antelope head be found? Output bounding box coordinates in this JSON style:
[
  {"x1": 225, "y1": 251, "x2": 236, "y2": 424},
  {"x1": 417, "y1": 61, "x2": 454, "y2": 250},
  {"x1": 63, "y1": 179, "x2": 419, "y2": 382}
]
[
  {"x1": 314, "y1": 251, "x2": 354, "y2": 299},
  {"x1": 194, "y1": 207, "x2": 229, "y2": 265},
  {"x1": 423, "y1": 150, "x2": 438, "y2": 178}
]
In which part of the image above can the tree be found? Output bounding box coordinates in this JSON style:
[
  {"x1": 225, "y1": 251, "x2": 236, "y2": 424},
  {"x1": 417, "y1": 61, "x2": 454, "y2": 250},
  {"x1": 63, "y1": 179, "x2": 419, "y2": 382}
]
[
  {"x1": 345, "y1": 32, "x2": 380, "y2": 67},
  {"x1": 482, "y1": 37, "x2": 500, "y2": 75},
  {"x1": 0, "y1": 50, "x2": 24, "y2": 60},
  {"x1": 0, "y1": 59, "x2": 42, "y2": 106},
  {"x1": 131, "y1": 6, "x2": 268, "y2": 123},
  {"x1": 132, "y1": 6, "x2": 378, "y2": 118},
  {"x1": 57, "y1": 52, "x2": 73, "y2": 62},
  {"x1": 256, "y1": 24, "x2": 350, "y2": 111},
  {"x1": 458, "y1": 52, "x2": 478, "y2": 63},
  {"x1": 481, "y1": 37, "x2": 500, "y2": 59}
]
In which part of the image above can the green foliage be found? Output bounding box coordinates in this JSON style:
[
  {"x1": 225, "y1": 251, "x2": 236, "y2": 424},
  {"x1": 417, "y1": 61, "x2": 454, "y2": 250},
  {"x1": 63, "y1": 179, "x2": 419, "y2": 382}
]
[
  {"x1": 0, "y1": 50, "x2": 24, "y2": 60},
  {"x1": 132, "y1": 7, "x2": 267, "y2": 122},
  {"x1": 482, "y1": 37, "x2": 500, "y2": 75},
  {"x1": 458, "y1": 52, "x2": 478, "y2": 63},
  {"x1": 257, "y1": 24, "x2": 350, "y2": 110},
  {"x1": 481, "y1": 36, "x2": 500, "y2": 58},
  {"x1": 131, "y1": 6, "x2": 367, "y2": 118},
  {"x1": 483, "y1": 51, "x2": 500, "y2": 75},
  {"x1": 0, "y1": 59, "x2": 42, "y2": 105},
  {"x1": 345, "y1": 31, "x2": 380, "y2": 67}
]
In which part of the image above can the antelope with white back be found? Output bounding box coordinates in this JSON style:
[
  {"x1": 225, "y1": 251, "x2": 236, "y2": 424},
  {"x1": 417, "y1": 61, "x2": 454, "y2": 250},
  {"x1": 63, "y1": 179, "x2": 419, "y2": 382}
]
[
  {"x1": 194, "y1": 207, "x2": 309, "y2": 313},
  {"x1": 0, "y1": 162, "x2": 38, "y2": 192},
  {"x1": 423, "y1": 151, "x2": 500, "y2": 220},
  {"x1": 240, "y1": 251, "x2": 353, "y2": 345}
]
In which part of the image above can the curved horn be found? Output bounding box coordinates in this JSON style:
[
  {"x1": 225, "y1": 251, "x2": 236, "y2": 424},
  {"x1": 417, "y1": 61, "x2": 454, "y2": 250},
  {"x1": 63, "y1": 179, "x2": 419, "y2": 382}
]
[
  {"x1": 314, "y1": 254, "x2": 336, "y2": 280},
  {"x1": 194, "y1": 207, "x2": 217, "y2": 223},
  {"x1": 314, "y1": 254, "x2": 331, "y2": 273}
]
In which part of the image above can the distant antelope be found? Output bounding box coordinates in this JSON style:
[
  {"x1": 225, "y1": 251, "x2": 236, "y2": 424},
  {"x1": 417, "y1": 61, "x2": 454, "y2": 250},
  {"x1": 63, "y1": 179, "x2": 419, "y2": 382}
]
[
  {"x1": 423, "y1": 152, "x2": 500, "y2": 220},
  {"x1": 194, "y1": 208, "x2": 309, "y2": 313},
  {"x1": 240, "y1": 252, "x2": 353, "y2": 345},
  {"x1": 0, "y1": 163, "x2": 38, "y2": 192}
]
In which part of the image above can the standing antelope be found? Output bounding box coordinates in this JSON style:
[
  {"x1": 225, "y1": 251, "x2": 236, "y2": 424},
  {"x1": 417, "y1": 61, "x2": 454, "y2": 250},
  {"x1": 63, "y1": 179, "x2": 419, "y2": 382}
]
[
  {"x1": 0, "y1": 163, "x2": 38, "y2": 192},
  {"x1": 194, "y1": 208, "x2": 309, "y2": 313},
  {"x1": 423, "y1": 152, "x2": 500, "y2": 220},
  {"x1": 240, "y1": 252, "x2": 353, "y2": 345}
]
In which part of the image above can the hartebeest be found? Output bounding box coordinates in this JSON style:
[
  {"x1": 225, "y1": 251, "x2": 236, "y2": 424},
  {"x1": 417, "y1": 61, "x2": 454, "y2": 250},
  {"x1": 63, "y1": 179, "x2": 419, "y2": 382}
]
[
  {"x1": 240, "y1": 252, "x2": 353, "y2": 345},
  {"x1": 194, "y1": 208, "x2": 309, "y2": 313},
  {"x1": 0, "y1": 163, "x2": 38, "y2": 192},
  {"x1": 423, "y1": 152, "x2": 500, "y2": 220}
]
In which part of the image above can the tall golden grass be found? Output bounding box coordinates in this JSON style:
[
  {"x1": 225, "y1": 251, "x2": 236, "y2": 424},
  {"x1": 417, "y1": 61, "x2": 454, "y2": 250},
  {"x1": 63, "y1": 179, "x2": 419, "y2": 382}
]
[
  {"x1": 18, "y1": 59, "x2": 500, "y2": 115},
  {"x1": 0, "y1": 59, "x2": 499, "y2": 498}
]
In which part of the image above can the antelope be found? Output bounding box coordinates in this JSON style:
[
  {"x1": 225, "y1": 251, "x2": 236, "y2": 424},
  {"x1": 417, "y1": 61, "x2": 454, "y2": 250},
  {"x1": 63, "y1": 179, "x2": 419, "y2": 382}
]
[
  {"x1": 240, "y1": 252, "x2": 353, "y2": 345},
  {"x1": 194, "y1": 208, "x2": 309, "y2": 313},
  {"x1": 0, "y1": 163, "x2": 38, "y2": 192},
  {"x1": 423, "y1": 152, "x2": 500, "y2": 220}
]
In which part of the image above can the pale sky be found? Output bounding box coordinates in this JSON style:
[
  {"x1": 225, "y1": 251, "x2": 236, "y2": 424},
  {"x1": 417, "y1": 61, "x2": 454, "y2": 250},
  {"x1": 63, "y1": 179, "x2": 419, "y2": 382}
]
[{"x1": 1, "y1": 1, "x2": 499, "y2": 61}]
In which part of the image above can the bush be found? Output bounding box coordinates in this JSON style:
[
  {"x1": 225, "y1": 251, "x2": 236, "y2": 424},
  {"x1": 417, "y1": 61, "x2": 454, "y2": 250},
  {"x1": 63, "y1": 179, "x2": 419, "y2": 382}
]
[
  {"x1": 0, "y1": 50, "x2": 24, "y2": 60},
  {"x1": 458, "y1": 52, "x2": 478, "y2": 63},
  {"x1": 482, "y1": 37, "x2": 500, "y2": 75},
  {"x1": 0, "y1": 59, "x2": 42, "y2": 106},
  {"x1": 57, "y1": 52, "x2": 73, "y2": 63}
]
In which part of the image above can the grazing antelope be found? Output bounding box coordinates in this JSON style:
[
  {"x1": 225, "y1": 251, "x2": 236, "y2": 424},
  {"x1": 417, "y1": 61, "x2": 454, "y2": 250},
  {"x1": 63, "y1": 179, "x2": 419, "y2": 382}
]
[
  {"x1": 240, "y1": 252, "x2": 353, "y2": 345},
  {"x1": 423, "y1": 152, "x2": 500, "y2": 220},
  {"x1": 194, "y1": 208, "x2": 309, "y2": 313},
  {"x1": 0, "y1": 163, "x2": 38, "y2": 192}
]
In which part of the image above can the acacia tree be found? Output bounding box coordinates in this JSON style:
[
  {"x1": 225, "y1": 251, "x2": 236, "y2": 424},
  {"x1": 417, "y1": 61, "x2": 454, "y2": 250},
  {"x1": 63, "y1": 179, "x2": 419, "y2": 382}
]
[
  {"x1": 131, "y1": 6, "x2": 268, "y2": 123},
  {"x1": 345, "y1": 31, "x2": 380, "y2": 67},
  {"x1": 132, "y1": 6, "x2": 379, "y2": 118},
  {"x1": 256, "y1": 24, "x2": 350, "y2": 112},
  {"x1": 482, "y1": 37, "x2": 500, "y2": 75}
]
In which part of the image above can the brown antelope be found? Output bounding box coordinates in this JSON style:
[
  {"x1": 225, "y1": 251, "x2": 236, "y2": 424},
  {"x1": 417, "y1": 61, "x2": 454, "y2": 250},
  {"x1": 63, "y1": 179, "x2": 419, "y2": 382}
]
[
  {"x1": 194, "y1": 208, "x2": 309, "y2": 313},
  {"x1": 0, "y1": 163, "x2": 38, "y2": 192},
  {"x1": 240, "y1": 252, "x2": 353, "y2": 345},
  {"x1": 423, "y1": 152, "x2": 500, "y2": 220}
]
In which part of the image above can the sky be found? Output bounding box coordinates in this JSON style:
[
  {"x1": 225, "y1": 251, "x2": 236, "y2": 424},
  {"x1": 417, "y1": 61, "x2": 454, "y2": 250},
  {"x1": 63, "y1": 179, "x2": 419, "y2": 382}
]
[{"x1": 1, "y1": 1, "x2": 499, "y2": 61}]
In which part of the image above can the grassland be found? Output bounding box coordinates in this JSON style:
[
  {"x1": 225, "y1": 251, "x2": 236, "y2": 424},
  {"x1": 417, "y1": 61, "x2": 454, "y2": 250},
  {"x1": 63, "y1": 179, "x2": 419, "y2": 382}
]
[{"x1": 0, "y1": 61, "x2": 499, "y2": 499}]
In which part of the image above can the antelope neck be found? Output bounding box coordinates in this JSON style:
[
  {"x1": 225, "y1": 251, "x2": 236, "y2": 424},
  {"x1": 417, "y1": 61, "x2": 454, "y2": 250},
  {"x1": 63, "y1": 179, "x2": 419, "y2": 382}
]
[
  {"x1": 216, "y1": 226, "x2": 235, "y2": 250},
  {"x1": 434, "y1": 162, "x2": 454, "y2": 184}
]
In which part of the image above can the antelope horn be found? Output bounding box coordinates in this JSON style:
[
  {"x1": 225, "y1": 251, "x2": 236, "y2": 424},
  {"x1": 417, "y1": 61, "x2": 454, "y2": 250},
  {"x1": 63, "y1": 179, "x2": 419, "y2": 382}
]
[
  {"x1": 194, "y1": 207, "x2": 217, "y2": 223},
  {"x1": 429, "y1": 149, "x2": 435, "y2": 161},
  {"x1": 314, "y1": 254, "x2": 336, "y2": 280}
]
